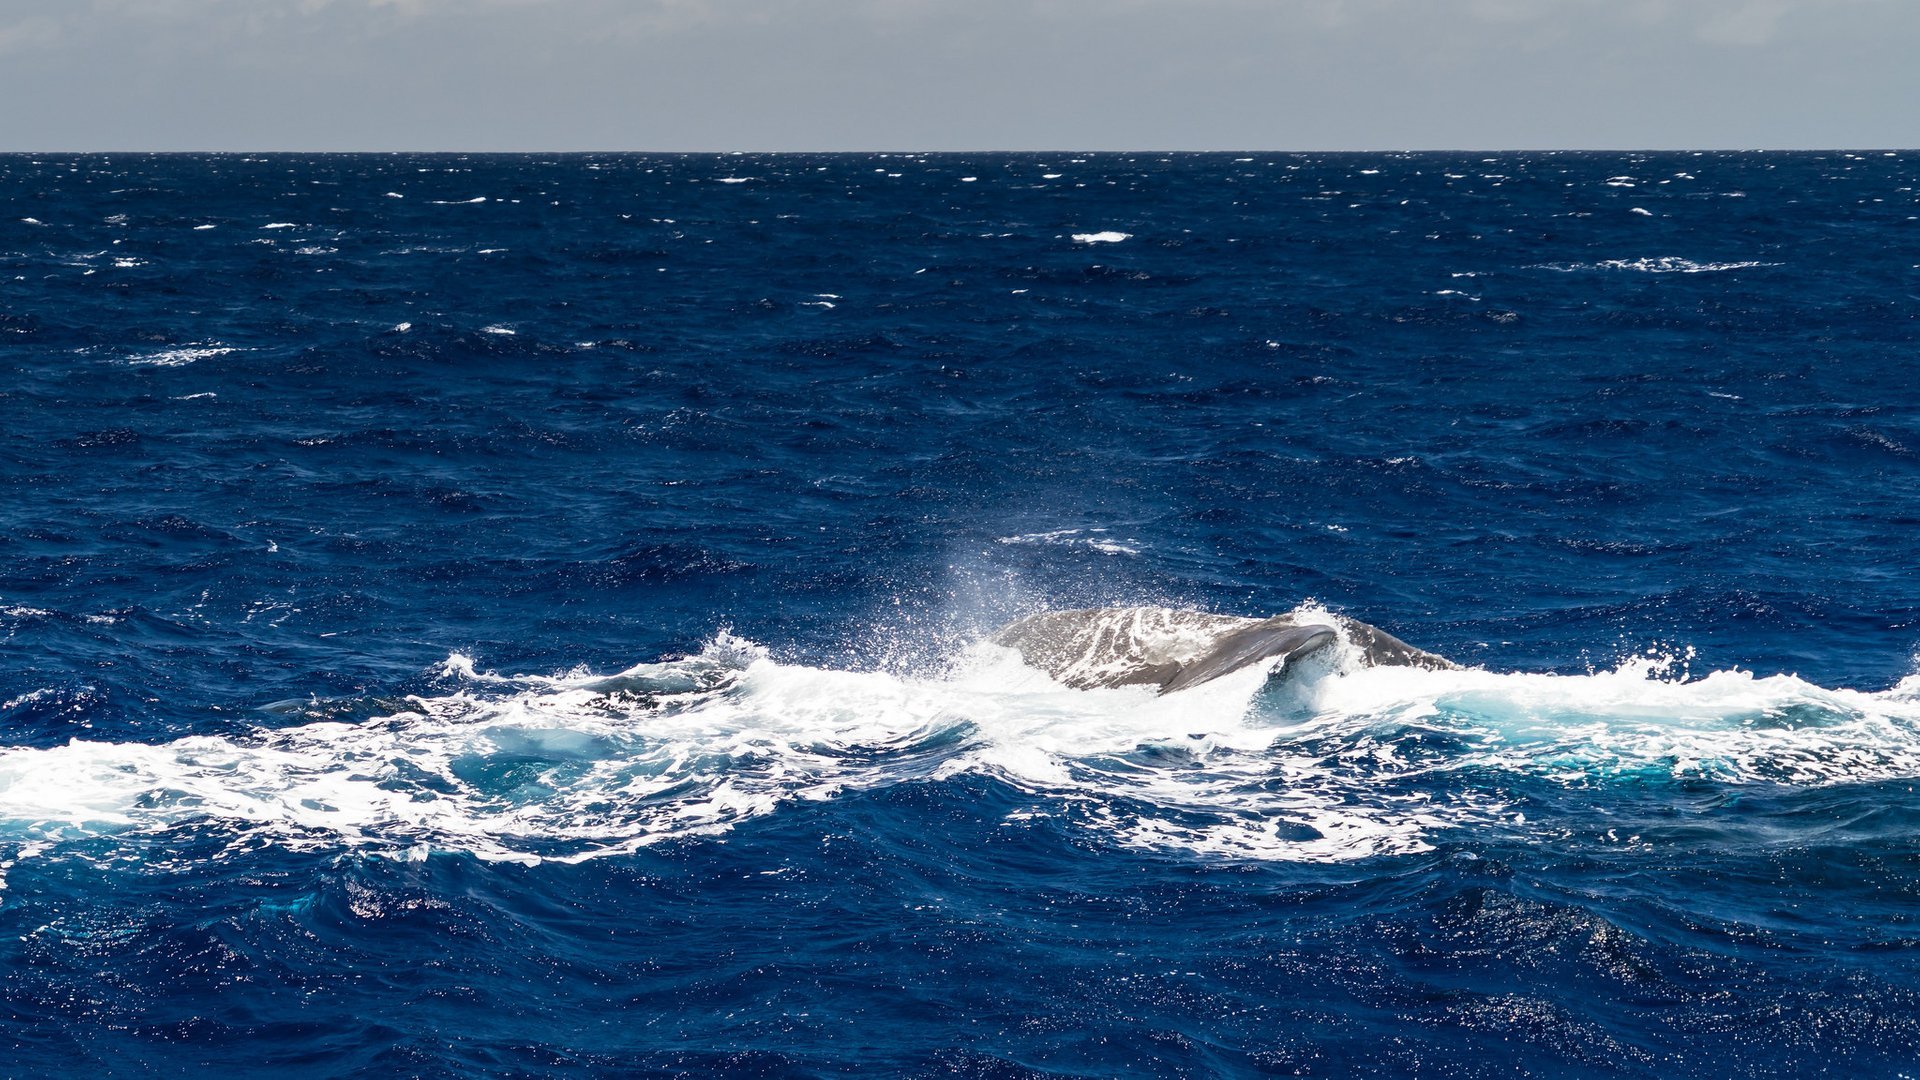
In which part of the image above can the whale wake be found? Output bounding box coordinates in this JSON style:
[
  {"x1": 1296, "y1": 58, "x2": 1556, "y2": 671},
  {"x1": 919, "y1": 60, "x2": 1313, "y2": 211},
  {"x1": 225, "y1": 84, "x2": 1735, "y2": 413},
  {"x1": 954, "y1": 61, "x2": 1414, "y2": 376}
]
[{"x1": 5, "y1": 611, "x2": 1920, "y2": 877}]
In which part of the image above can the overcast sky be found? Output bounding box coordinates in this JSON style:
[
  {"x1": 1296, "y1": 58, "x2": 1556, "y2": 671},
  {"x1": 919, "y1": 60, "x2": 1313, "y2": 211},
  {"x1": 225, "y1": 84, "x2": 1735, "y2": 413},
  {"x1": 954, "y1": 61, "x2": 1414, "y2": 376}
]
[{"x1": 0, "y1": 0, "x2": 1913, "y2": 151}]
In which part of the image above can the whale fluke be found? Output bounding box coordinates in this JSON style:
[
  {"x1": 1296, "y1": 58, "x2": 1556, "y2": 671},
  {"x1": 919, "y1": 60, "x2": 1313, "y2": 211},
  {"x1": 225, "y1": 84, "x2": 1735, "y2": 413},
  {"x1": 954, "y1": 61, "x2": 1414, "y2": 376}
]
[{"x1": 990, "y1": 607, "x2": 1453, "y2": 693}]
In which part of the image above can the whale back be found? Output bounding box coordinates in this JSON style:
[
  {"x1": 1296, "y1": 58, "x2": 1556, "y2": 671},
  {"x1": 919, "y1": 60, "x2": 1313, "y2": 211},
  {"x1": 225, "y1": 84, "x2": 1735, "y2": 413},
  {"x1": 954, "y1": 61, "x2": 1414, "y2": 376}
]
[
  {"x1": 1158, "y1": 621, "x2": 1338, "y2": 693},
  {"x1": 1341, "y1": 620, "x2": 1452, "y2": 671},
  {"x1": 989, "y1": 606, "x2": 1452, "y2": 693}
]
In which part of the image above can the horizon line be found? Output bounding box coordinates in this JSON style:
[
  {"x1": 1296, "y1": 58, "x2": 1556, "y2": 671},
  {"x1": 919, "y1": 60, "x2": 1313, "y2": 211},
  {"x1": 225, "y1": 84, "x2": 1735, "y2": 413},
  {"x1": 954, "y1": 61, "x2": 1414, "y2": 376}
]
[{"x1": 0, "y1": 146, "x2": 1915, "y2": 157}]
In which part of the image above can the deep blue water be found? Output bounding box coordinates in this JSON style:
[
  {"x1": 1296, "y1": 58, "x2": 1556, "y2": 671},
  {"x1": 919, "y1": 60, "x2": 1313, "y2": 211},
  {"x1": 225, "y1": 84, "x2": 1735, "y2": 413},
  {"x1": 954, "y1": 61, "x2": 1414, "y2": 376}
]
[{"x1": 4, "y1": 151, "x2": 1920, "y2": 1076}]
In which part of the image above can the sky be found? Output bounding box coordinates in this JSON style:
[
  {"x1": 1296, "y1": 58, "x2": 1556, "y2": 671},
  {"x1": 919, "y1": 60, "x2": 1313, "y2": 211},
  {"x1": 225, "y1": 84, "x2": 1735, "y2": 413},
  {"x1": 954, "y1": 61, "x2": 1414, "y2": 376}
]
[{"x1": 0, "y1": 0, "x2": 1913, "y2": 151}]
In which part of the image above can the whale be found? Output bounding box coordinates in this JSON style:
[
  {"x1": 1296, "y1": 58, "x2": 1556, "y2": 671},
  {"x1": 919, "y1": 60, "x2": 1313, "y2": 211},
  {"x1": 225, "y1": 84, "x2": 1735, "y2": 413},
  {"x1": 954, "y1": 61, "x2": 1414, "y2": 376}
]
[{"x1": 989, "y1": 606, "x2": 1453, "y2": 694}]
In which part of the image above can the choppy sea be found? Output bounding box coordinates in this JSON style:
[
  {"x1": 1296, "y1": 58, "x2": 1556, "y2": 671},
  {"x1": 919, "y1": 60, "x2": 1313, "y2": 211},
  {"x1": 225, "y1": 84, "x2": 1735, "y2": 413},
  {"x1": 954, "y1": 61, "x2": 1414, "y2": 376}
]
[{"x1": 4, "y1": 151, "x2": 1920, "y2": 1076}]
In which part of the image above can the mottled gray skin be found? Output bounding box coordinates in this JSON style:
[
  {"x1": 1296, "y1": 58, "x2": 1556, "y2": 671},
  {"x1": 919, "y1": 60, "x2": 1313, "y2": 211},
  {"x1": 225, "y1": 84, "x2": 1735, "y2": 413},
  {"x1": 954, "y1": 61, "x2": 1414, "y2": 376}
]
[{"x1": 990, "y1": 608, "x2": 1454, "y2": 694}]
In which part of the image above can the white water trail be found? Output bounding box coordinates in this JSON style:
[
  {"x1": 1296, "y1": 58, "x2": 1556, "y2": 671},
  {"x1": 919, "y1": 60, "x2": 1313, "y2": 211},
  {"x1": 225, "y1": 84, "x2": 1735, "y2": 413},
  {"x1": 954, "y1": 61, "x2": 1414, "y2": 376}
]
[{"x1": 2, "y1": 617, "x2": 1919, "y2": 870}]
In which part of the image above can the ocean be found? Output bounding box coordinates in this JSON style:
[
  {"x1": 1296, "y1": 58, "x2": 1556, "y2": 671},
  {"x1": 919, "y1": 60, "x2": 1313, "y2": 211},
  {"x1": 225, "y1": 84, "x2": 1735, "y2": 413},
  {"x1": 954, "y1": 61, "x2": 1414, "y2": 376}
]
[{"x1": 3, "y1": 150, "x2": 1920, "y2": 1076}]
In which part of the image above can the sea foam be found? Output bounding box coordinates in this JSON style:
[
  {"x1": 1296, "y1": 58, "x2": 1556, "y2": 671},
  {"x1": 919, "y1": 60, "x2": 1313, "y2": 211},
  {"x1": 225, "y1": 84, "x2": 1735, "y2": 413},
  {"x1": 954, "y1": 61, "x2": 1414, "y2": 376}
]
[{"x1": 4, "y1": 621, "x2": 1918, "y2": 872}]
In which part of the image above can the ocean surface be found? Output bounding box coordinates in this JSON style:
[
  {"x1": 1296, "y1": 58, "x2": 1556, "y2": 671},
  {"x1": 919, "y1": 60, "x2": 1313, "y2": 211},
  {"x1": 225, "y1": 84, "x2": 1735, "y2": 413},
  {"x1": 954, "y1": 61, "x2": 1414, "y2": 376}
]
[{"x1": 3, "y1": 151, "x2": 1920, "y2": 1076}]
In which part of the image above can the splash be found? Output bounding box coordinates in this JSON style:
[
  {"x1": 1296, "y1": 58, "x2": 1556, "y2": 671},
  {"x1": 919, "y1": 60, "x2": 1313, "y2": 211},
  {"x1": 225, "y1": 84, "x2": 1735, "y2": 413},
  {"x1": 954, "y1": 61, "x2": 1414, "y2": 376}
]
[{"x1": 3, "y1": 621, "x2": 1920, "y2": 872}]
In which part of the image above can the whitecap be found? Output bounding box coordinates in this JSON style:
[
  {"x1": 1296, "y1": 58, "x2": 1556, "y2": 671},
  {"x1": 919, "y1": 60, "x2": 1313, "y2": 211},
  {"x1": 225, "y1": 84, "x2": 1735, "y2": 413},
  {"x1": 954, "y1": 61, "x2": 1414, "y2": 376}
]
[
  {"x1": 1536, "y1": 257, "x2": 1779, "y2": 274},
  {"x1": 1071, "y1": 231, "x2": 1131, "y2": 244},
  {"x1": 996, "y1": 528, "x2": 1140, "y2": 556},
  {"x1": 126, "y1": 345, "x2": 241, "y2": 367}
]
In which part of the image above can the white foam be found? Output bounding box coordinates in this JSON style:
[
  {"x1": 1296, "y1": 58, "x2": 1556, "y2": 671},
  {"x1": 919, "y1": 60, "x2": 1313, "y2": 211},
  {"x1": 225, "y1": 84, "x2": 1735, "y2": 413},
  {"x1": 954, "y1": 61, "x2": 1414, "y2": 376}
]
[
  {"x1": 480, "y1": 325, "x2": 516, "y2": 335},
  {"x1": 996, "y1": 528, "x2": 1140, "y2": 556},
  {"x1": 126, "y1": 345, "x2": 240, "y2": 367},
  {"x1": 1537, "y1": 257, "x2": 1779, "y2": 274},
  {"x1": 1072, "y1": 231, "x2": 1131, "y2": 244},
  {"x1": 4, "y1": 626, "x2": 1919, "y2": 870},
  {"x1": 261, "y1": 223, "x2": 298, "y2": 230},
  {"x1": 715, "y1": 177, "x2": 755, "y2": 184}
]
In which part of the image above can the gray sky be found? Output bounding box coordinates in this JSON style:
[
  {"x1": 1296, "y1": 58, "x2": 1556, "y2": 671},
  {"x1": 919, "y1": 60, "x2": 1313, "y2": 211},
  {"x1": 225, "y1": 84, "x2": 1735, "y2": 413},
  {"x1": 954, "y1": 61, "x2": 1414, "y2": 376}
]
[{"x1": 0, "y1": 0, "x2": 1913, "y2": 150}]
